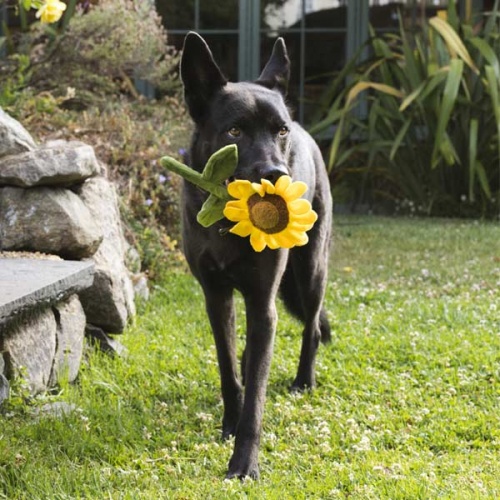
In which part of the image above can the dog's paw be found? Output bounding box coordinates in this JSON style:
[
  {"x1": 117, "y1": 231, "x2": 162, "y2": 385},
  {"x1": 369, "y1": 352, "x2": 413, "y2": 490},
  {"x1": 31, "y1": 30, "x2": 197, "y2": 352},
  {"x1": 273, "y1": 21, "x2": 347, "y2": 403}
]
[
  {"x1": 225, "y1": 459, "x2": 260, "y2": 480},
  {"x1": 225, "y1": 446, "x2": 260, "y2": 480},
  {"x1": 290, "y1": 375, "x2": 315, "y2": 393}
]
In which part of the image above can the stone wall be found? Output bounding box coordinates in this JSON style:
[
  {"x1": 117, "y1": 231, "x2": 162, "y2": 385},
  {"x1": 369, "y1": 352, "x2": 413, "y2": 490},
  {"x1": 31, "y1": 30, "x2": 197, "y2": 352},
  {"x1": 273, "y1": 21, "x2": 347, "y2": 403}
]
[{"x1": 0, "y1": 108, "x2": 146, "y2": 399}]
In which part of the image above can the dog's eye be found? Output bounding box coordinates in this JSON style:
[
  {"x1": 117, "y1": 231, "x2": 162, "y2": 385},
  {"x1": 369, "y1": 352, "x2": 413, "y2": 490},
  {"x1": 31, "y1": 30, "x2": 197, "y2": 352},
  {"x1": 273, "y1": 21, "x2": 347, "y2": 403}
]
[
  {"x1": 278, "y1": 126, "x2": 289, "y2": 137},
  {"x1": 228, "y1": 127, "x2": 241, "y2": 138}
]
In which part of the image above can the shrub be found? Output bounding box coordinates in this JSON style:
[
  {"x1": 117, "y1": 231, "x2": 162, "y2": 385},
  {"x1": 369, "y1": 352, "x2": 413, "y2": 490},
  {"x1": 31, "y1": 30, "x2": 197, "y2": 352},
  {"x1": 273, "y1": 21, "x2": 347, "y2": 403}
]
[
  {"x1": 0, "y1": 1, "x2": 192, "y2": 278},
  {"x1": 312, "y1": 2, "x2": 500, "y2": 218},
  {"x1": 2, "y1": 0, "x2": 181, "y2": 104}
]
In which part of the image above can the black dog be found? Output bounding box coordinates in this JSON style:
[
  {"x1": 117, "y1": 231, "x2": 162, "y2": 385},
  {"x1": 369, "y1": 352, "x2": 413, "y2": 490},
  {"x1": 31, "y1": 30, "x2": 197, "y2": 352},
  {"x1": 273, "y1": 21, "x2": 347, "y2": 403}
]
[{"x1": 179, "y1": 32, "x2": 332, "y2": 479}]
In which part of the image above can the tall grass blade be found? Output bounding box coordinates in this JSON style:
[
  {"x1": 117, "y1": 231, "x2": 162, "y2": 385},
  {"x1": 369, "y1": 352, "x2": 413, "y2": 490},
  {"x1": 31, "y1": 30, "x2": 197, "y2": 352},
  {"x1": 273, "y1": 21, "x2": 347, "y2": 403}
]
[
  {"x1": 390, "y1": 119, "x2": 411, "y2": 160},
  {"x1": 429, "y1": 17, "x2": 478, "y2": 73},
  {"x1": 328, "y1": 113, "x2": 345, "y2": 170},
  {"x1": 468, "y1": 37, "x2": 500, "y2": 79},
  {"x1": 346, "y1": 82, "x2": 403, "y2": 107},
  {"x1": 475, "y1": 160, "x2": 492, "y2": 199},
  {"x1": 400, "y1": 70, "x2": 448, "y2": 111},
  {"x1": 431, "y1": 59, "x2": 463, "y2": 168},
  {"x1": 399, "y1": 14, "x2": 422, "y2": 89},
  {"x1": 485, "y1": 64, "x2": 500, "y2": 202},
  {"x1": 468, "y1": 118, "x2": 479, "y2": 201},
  {"x1": 484, "y1": 0, "x2": 500, "y2": 37}
]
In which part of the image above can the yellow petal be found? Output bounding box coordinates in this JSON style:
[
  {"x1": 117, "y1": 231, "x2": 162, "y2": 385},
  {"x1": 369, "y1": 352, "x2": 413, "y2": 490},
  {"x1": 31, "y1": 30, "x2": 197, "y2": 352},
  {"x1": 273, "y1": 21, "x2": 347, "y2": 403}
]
[
  {"x1": 250, "y1": 230, "x2": 267, "y2": 252},
  {"x1": 288, "y1": 198, "x2": 312, "y2": 215},
  {"x1": 294, "y1": 232, "x2": 309, "y2": 246},
  {"x1": 251, "y1": 182, "x2": 266, "y2": 197},
  {"x1": 260, "y1": 179, "x2": 276, "y2": 194},
  {"x1": 289, "y1": 210, "x2": 318, "y2": 226},
  {"x1": 223, "y1": 206, "x2": 248, "y2": 221},
  {"x1": 274, "y1": 175, "x2": 292, "y2": 194},
  {"x1": 224, "y1": 199, "x2": 248, "y2": 211},
  {"x1": 287, "y1": 230, "x2": 309, "y2": 246},
  {"x1": 284, "y1": 181, "x2": 308, "y2": 200},
  {"x1": 229, "y1": 220, "x2": 253, "y2": 237},
  {"x1": 288, "y1": 221, "x2": 315, "y2": 232},
  {"x1": 264, "y1": 234, "x2": 281, "y2": 250},
  {"x1": 273, "y1": 232, "x2": 296, "y2": 248},
  {"x1": 227, "y1": 180, "x2": 254, "y2": 200}
]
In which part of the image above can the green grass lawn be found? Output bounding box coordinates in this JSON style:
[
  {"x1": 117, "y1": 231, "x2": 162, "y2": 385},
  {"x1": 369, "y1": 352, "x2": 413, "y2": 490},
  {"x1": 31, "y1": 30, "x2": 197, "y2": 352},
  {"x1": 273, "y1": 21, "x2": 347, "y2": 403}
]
[{"x1": 1, "y1": 216, "x2": 500, "y2": 499}]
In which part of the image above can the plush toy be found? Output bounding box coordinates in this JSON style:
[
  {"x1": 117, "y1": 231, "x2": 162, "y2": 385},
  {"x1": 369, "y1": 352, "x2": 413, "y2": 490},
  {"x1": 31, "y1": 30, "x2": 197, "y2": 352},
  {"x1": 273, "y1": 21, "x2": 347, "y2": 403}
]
[{"x1": 160, "y1": 145, "x2": 317, "y2": 252}]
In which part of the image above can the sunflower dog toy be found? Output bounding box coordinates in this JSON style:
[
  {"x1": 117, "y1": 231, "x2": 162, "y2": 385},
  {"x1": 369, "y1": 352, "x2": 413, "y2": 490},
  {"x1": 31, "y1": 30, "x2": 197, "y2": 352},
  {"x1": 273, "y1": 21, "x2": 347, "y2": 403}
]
[{"x1": 159, "y1": 145, "x2": 317, "y2": 252}]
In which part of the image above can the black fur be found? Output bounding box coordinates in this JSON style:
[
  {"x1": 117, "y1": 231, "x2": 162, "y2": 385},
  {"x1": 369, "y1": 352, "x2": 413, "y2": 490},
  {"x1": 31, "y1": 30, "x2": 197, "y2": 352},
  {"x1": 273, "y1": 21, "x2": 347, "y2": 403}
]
[{"x1": 179, "y1": 32, "x2": 332, "y2": 480}]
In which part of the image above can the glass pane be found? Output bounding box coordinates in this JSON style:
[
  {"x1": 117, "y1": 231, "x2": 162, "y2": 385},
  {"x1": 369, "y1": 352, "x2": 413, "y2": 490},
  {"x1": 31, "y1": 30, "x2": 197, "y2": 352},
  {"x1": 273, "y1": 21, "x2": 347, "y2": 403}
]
[
  {"x1": 200, "y1": 0, "x2": 238, "y2": 29},
  {"x1": 200, "y1": 34, "x2": 239, "y2": 81},
  {"x1": 369, "y1": 1, "x2": 450, "y2": 31},
  {"x1": 305, "y1": 1, "x2": 346, "y2": 29},
  {"x1": 369, "y1": 2, "x2": 402, "y2": 30},
  {"x1": 167, "y1": 33, "x2": 238, "y2": 83},
  {"x1": 155, "y1": 0, "x2": 195, "y2": 31},
  {"x1": 302, "y1": 32, "x2": 346, "y2": 122},
  {"x1": 261, "y1": 31, "x2": 345, "y2": 123},
  {"x1": 264, "y1": 1, "x2": 346, "y2": 31},
  {"x1": 167, "y1": 33, "x2": 189, "y2": 53}
]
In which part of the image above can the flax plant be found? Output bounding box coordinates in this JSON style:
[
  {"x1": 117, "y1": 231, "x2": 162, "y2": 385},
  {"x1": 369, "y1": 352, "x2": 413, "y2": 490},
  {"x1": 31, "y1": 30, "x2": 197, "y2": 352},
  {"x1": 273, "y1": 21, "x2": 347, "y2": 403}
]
[{"x1": 312, "y1": 1, "x2": 500, "y2": 217}]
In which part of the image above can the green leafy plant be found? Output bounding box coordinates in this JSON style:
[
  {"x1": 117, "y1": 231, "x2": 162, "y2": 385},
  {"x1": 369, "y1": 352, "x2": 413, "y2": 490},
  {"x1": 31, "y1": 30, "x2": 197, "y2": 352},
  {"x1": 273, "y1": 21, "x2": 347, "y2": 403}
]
[
  {"x1": 0, "y1": 54, "x2": 31, "y2": 108},
  {"x1": 312, "y1": 2, "x2": 500, "y2": 218},
  {"x1": 7, "y1": 0, "x2": 181, "y2": 102},
  {"x1": 0, "y1": 1, "x2": 191, "y2": 278}
]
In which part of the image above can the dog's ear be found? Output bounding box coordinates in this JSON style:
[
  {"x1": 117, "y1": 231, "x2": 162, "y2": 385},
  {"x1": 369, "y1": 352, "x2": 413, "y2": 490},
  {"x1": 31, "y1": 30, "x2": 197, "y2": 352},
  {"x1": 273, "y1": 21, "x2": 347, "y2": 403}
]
[
  {"x1": 181, "y1": 32, "x2": 228, "y2": 122},
  {"x1": 256, "y1": 38, "x2": 290, "y2": 95}
]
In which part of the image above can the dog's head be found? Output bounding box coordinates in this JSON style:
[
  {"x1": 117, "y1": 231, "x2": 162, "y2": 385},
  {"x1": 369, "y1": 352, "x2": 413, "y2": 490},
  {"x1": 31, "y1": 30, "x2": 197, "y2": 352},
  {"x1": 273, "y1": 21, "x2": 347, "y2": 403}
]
[{"x1": 181, "y1": 32, "x2": 293, "y2": 184}]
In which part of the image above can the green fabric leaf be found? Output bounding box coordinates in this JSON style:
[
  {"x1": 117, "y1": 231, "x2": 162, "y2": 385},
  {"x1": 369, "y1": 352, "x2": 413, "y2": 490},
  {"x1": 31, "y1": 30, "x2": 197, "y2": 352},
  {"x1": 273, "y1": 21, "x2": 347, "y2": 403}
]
[
  {"x1": 201, "y1": 144, "x2": 238, "y2": 184},
  {"x1": 160, "y1": 145, "x2": 239, "y2": 227},
  {"x1": 197, "y1": 194, "x2": 227, "y2": 227}
]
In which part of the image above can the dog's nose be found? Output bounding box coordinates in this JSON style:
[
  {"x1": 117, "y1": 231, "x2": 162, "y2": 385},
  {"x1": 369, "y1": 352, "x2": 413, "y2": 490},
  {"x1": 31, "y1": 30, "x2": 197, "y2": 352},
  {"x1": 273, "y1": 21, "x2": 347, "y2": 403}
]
[{"x1": 259, "y1": 166, "x2": 288, "y2": 184}]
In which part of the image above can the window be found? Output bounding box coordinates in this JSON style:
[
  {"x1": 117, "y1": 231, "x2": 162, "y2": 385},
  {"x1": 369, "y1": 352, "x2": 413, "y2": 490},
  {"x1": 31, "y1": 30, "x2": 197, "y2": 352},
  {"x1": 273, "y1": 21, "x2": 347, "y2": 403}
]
[{"x1": 156, "y1": 0, "x2": 486, "y2": 124}]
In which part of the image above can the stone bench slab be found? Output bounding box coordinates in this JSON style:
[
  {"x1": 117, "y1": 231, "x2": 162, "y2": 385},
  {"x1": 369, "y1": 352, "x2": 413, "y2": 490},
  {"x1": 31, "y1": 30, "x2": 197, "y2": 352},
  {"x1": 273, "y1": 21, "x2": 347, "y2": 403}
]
[{"x1": 0, "y1": 258, "x2": 94, "y2": 328}]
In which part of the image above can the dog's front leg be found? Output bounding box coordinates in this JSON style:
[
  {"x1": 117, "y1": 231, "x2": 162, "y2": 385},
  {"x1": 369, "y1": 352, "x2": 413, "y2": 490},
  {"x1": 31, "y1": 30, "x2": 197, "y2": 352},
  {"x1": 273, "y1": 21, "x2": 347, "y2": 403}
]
[
  {"x1": 226, "y1": 292, "x2": 277, "y2": 480},
  {"x1": 204, "y1": 285, "x2": 243, "y2": 440},
  {"x1": 226, "y1": 243, "x2": 288, "y2": 480}
]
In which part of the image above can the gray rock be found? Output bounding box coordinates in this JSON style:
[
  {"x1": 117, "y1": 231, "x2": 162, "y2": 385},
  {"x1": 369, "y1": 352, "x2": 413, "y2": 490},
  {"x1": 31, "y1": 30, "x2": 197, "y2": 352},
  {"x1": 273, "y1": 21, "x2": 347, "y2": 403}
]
[
  {"x1": 2, "y1": 308, "x2": 56, "y2": 394},
  {"x1": 0, "y1": 257, "x2": 94, "y2": 327},
  {"x1": 0, "y1": 374, "x2": 9, "y2": 404},
  {"x1": 49, "y1": 295, "x2": 86, "y2": 386},
  {"x1": 0, "y1": 141, "x2": 100, "y2": 188},
  {"x1": 85, "y1": 324, "x2": 127, "y2": 357},
  {"x1": 0, "y1": 351, "x2": 4, "y2": 374},
  {"x1": 0, "y1": 108, "x2": 36, "y2": 158},
  {"x1": 78, "y1": 177, "x2": 135, "y2": 332},
  {"x1": 0, "y1": 186, "x2": 102, "y2": 259}
]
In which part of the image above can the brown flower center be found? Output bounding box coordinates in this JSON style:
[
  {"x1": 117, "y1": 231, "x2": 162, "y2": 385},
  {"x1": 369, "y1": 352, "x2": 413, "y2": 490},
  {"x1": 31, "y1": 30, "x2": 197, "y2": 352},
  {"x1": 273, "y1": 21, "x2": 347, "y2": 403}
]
[{"x1": 247, "y1": 193, "x2": 289, "y2": 234}]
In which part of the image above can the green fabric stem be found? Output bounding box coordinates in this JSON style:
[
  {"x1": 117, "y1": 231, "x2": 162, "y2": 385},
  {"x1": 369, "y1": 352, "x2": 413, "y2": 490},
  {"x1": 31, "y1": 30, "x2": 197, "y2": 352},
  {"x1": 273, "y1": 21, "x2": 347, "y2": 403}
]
[{"x1": 159, "y1": 144, "x2": 238, "y2": 227}]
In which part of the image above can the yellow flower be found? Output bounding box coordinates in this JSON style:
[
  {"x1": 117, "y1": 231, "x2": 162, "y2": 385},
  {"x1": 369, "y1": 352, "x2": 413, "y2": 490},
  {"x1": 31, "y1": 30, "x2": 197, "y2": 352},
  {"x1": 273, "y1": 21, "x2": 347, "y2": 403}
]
[
  {"x1": 437, "y1": 10, "x2": 448, "y2": 21},
  {"x1": 36, "y1": 0, "x2": 67, "y2": 24},
  {"x1": 223, "y1": 175, "x2": 318, "y2": 252}
]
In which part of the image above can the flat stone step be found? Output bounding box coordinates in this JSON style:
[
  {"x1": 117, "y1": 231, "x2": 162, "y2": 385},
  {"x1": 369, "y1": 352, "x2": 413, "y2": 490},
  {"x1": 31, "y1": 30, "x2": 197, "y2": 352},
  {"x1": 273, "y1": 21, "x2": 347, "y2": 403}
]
[{"x1": 0, "y1": 258, "x2": 94, "y2": 329}]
